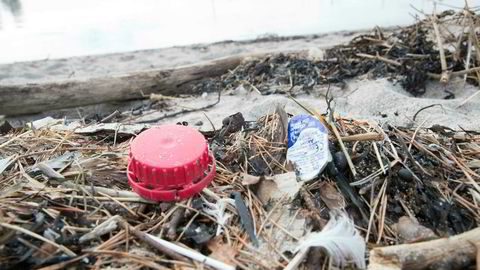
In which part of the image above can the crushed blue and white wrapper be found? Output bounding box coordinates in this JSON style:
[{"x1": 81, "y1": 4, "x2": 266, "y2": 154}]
[{"x1": 287, "y1": 115, "x2": 331, "y2": 181}]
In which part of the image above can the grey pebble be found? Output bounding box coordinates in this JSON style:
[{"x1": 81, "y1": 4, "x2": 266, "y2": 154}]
[{"x1": 398, "y1": 168, "x2": 413, "y2": 181}]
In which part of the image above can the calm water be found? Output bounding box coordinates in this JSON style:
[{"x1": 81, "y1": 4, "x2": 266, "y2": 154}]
[{"x1": 0, "y1": 0, "x2": 478, "y2": 63}]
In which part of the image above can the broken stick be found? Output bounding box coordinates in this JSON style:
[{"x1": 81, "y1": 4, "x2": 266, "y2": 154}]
[
  {"x1": 369, "y1": 227, "x2": 480, "y2": 270},
  {"x1": 430, "y1": 15, "x2": 449, "y2": 83},
  {"x1": 0, "y1": 55, "x2": 244, "y2": 115}
]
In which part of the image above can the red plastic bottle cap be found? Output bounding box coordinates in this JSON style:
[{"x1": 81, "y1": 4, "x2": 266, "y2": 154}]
[{"x1": 127, "y1": 124, "x2": 216, "y2": 201}]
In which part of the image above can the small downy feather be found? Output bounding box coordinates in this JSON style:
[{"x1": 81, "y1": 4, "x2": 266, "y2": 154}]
[
  {"x1": 293, "y1": 211, "x2": 366, "y2": 269},
  {"x1": 203, "y1": 197, "x2": 235, "y2": 236}
]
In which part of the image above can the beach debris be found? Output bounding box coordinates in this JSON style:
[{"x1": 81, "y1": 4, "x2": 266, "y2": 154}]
[
  {"x1": 306, "y1": 47, "x2": 325, "y2": 61},
  {"x1": 184, "y1": 223, "x2": 213, "y2": 245},
  {"x1": 41, "y1": 151, "x2": 76, "y2": 169},
  {"x1": 369, "y1": 227, "x2": 480, "y2": 270},
  {"x1": 231, "y1": 191, "x2": 259, "y2": 247},
  {"x1": 34, "y1": 162, "x2": 65, "y2": 179},
  {"x1": 326, "y1": 161, "x2": 369, "y2": 224},
  {"x1": 2, "y1": 6, "x2": 480, "y2": 269},
  {"x1": 203, "y1": 197, "x2": 235, "y2": 236},
  {"x1": 275, "y1": 104, "x2": 289, "y2": 142},
  {"x1": 318, "y1": 182, "x2": 346, "y2": 210},
  {"x1": 79, "y1": 215, "x2": 121, "y2": 243},
  {"x1": 239, "y1": 106, "x2": 288, "y2": 176},
  {"x1": 0, "y1": 120, "x2": 13, "y2": 134},
  {"x1": 0, "y1": 155, "x2": 15, "y2": 175},
  {"x1": 221, "y1": 112, "x2": 245, "y2": 136},
  {"x1": 28, "y1": 117, "x2": 62, "y2": 130},
  {"x1": 1, "y1": 104, "x2": 479, "y2": 269},
  {"x1": 0, "y1": 181, "x2": 23, "y2": 198},
  {"x1": 60, "y1": 181, "x2": 149, "y2": 200},
  {"x1": 255, "y1": 172, "x2": 302, "y2": 204},
  {"x1": 50, "y1": 120, "x2": 151, "y2": 135},
  {"x1": 138, "y1": 90, "x2": 223, "y2": 124},
  {"x1": 166, "y1": 208, "x2": 186, "y2": 240},
  {"x1": 286, "y1": 211, "x2": 366, "y2": 270},
  {"x1": 391, "y1": 216, "x2": 437, "y2": 243},
  {"x1": 299, "y1": 186, "x2": 327, "y2": 229},
  {"x1": 287, "y1": 115, "x2": 331, "y2": 181},
  {"x1": 145, "y1": 233, "x2": 236, "y2": 270},
  {"x1": 100, "y1": 110, "x2": 121, "y2": 123},
  {"x1": 254, "y1": 194, "x2": 309, "y2": 260},
  {"x1": 207, "y1": 236, "x2": 238, "y2": 267},
  {"x1": 69, "y1": 122, "x2": 149, "y2": 135},
  {"x1": 127, "y1": 125, "x2": 216, "y2": 201},
  {"x1": 0, "y1": 54, "x2": 244, "y2": 116},
  {"x1": 29, "y1": 150, "x2": 76, "y2": 179},
  {"x1": 188, "y1": 10, "x2": 479, "y2": 100},
  {"x1": 242, "y1": 173, "x2": 263, "y2": 185}
]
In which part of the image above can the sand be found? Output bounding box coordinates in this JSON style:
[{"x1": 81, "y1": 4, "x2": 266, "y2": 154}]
[
  {"x1": 0, "y1": 32, "x2": 360, "y2": 85},
  {"x1": 1, "y1": 30, "x2": 479, "y2": 131}
]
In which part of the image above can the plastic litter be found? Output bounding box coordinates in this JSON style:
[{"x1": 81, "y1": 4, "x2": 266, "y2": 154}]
[
  {"x1": 127, "y1": 124, "x2": 216, "y2": 201},
  {"x1": 286, "y1": 115, "x2": 331, "y2": 181}
]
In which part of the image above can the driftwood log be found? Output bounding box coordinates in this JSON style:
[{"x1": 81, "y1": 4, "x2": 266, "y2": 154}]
[
  {"x1": 0, "y1": 55, "x2": 245, "y2": 115},
  {"x1": 368, "y1": 227, "x2": 480, "y2": 270}
]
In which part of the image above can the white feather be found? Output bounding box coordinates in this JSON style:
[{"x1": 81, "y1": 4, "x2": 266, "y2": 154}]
[
  {"x1": 294, "y1": 211, "x2": 366, "y2": 269},
  {"x1": 203, "y1": 197, "x2": 235, "y2": 236}
]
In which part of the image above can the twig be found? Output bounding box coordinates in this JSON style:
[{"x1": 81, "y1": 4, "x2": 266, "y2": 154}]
[
  {"x1": 166, "y1": 207, "x2": 185, "y2": 240},
  {"x1": 356, "y1": 53, "x2": 402, "y2": 66},
  {"x1": 329, "y1": 122, "x2": 357, "y2": 177},
  {"x1": 145, "y1": 233, "x2": 236, "y2": 270},
  {"x1": 408, "y1": 117, "x2": 430, "y2": 152},
  {"x1": 203, "y1": 112, "x2": 217, "y2": 132},
  {"x1": 446, "y1": 151, "x2": 480, "y2": 195},
  {"x1": 428, "y1": 66, "x2": 480, "y2": 79},
  {"x1": 351, "y1": 160, "x2": 397, "y2": 187},
  {"x1": 176, "y1": 212, "x2": 199, "y2": 242},
  {"x1": 299, "y1": 186, "x2": 327, "y2": 228},
  {"x1": 339, "y1": 132, "x2": 384, "y2": 142},
  {"x1": 284, "y1": 248, "x2": 309, "y2": 270},
  {"x1": 412, "y1": 104, "x2": 442, "y2": 122},
  {"x1": 37, "y1": 254, "x2": 90, "y2": 270},
  {"x1": 366, "y1": 179, "x2": 387, "y2": 242},
  {"x1": 369, "y1": 227, "x2": 480, "y2": 270},
  {"x1": 376, "y1": 192, "x2": 388, "y2": 244},
  {"x1": 97, "y1": 191, "x2": 138, "y2": 217},
  {"x1": 372, "y1": 142, "x2": 386, "y2": 175},
  {"x1": 79, "y1": 215, "x2": 122, "y2": 243},
  {"x1": 257, "y1": 195, "x2": 285, "y2": 237},
  {"x1": 100, "y1": 110, "x2": 120, "y2": 123},
  {"x1": 430, "y1": 15, "x2": 449, "y2": 83},
  {"x1": 395, "y1": 132, "x2": 430, "y2": 178},
  {"x1": 468, "y1": 17, "x2": 480, "y2": 84},
  {"x1": 61, "y1": 181, "x2": 151, "y2": 200},
  {"x1": 90, "y1": 250, "x2": 170, "y2": 270},
  {"x1": 464, "y1": 25, "x2": 473, "y2": 81},
  {"x1": 457, "y1": 90, "x2": 480, "y2": 108},
  {"x1": 240, "y1": 80, "x2": 262, "y2": 95},
  {"x1": 0, "y1": 222, "x2": 76, "y2": 257},
  {"x1": 138, "y1": 91, "x2": 222, "y2": 123},
  {"x1": 287, "y1": 95, "x2": 317, "y2": 116},
  {"x1": 120, "y1": 221, "x2": 190, "y2": 263}
]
